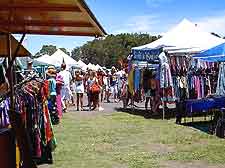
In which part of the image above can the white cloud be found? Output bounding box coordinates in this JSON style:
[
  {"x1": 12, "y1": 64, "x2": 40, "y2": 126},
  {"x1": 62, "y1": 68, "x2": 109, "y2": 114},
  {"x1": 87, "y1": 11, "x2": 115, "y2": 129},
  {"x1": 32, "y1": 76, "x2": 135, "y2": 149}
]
[
  {"x1": 113, "y1": 15, "x2": 159, "y2": 34},
  {"x1": 196, "y1": 13, "x2": 225, "y2": 36},
  {"x1": 112, "y1": 12, "x2": 225, "y2": 37}
]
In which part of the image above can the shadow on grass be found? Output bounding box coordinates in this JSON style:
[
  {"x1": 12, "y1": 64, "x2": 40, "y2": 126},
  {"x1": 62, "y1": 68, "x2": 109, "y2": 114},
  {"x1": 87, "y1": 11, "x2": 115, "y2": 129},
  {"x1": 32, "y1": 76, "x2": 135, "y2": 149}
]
[
  {"x1": 115, "y1": 107, "x2": 176, "y2": 120},
  {"x1": 115, "y1": 107, "x2": 216, "y2": 136},
  {"x1": 182, "y1": 121, "x2": 213, "y2": 135}
]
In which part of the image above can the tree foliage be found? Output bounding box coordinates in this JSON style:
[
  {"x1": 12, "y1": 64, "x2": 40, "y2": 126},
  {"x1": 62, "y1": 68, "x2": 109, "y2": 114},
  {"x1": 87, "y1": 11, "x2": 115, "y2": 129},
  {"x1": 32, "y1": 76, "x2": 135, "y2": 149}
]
[
  {"x1": 71, "y1": 33, "x2": 160, "y2": 67},
  {"x1": 59, "y1": 48, "x2": 70, "y2": 56},
  {"x1": 34, "y1": 45, "x2": 57, "y2": 58},
  {"x1": 34, "y1": 45, "x2": 70, "y2": 58}
]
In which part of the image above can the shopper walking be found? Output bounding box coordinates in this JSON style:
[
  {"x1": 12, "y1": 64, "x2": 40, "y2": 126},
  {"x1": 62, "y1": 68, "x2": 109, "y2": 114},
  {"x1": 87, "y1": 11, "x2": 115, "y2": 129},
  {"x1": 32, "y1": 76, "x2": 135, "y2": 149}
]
[
  {"x1": 59, "y1": 63, "x2": 72, "y2": 112},
  {"x1": 87, "y1": 71, "x2": 102, "y2": 111}
]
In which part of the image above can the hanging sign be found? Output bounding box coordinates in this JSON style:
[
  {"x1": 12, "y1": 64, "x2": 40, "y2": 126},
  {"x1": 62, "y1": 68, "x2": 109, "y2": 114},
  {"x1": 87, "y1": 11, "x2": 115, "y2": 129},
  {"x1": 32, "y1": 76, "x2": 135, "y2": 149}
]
[{"x1": 132, "y1": 48, "x2": 162, "y2": 63}]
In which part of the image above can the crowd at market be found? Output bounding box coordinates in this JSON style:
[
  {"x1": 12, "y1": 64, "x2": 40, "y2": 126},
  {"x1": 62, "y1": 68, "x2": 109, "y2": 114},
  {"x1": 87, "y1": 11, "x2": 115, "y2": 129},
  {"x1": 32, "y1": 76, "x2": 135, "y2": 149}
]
[{"x1": 43, "y1": 62, "x2": 128, "y2": 113}]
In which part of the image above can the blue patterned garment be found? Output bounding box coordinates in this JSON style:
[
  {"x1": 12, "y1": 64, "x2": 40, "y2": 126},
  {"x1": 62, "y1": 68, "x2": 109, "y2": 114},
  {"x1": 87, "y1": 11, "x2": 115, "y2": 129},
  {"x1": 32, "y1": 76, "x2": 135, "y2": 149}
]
[
  {"x1": 216, "y1": 63, "x2": 225, "y2": 96},
  {"x1": 134, "y1": 68, "x2": 141, "y2": 91}
]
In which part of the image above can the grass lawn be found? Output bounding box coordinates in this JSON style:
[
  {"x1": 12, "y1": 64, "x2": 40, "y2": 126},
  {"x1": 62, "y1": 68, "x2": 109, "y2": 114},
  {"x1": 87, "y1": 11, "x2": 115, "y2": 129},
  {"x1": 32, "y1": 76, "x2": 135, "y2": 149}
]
[{"x1": 47, "y1": 111, "x2": 225, "y2": 168}]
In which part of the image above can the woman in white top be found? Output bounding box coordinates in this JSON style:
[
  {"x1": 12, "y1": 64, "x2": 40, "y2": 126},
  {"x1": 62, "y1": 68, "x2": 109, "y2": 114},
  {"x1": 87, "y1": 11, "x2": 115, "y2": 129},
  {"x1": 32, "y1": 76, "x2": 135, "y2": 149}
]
[{"x1": 74, "y1": 70, "x2": 84, "y2": 111}]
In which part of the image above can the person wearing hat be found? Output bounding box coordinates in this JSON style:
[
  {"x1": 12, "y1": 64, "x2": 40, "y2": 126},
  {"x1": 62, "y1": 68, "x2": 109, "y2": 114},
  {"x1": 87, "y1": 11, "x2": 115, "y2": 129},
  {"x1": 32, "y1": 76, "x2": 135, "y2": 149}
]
[
  {"x1": 59, "y1": 63, "x2": 72, "y2": 112},
  {"x1": 46, "y1": 66, "x2": 57, "y2": 96},
  {"x1": 25, "y1": 60, "x2": 35, "y2": 77},
  {"x1": 46, "y1": 66, "x2": 57, "y2": 77},
  {"x1": 46, "y1": 66, "x2": 59, "y2": 123}
]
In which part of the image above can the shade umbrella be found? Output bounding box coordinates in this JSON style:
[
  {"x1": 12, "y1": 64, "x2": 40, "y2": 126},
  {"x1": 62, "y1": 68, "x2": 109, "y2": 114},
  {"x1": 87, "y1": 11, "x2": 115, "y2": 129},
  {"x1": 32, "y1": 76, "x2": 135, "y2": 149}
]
[{"x1": 193, "y1": 42, "x2": 225, "y2": 62}]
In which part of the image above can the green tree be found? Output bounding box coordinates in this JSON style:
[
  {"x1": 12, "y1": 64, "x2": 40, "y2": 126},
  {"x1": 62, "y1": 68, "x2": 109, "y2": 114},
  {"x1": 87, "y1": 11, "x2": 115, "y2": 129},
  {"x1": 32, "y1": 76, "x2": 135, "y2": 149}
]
[
  {"x1": 34, "y1": 45, "x2": 57, "y2": 58},
  {"x1": 59, "y1": 48, "x2": 70, "y2": 56},
  {"x1": 71, "y1": 33, "x2": 160, "y2": 67},
  {"x1": 71, "y1": 47, "x2": 83, "y2": 61}
]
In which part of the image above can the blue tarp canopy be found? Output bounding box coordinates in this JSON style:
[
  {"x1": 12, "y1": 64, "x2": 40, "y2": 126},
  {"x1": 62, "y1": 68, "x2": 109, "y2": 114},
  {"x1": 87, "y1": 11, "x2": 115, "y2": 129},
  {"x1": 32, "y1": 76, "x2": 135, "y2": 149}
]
[{"x1": 193, "y1": 42, "x2": 225, "y2": 62}]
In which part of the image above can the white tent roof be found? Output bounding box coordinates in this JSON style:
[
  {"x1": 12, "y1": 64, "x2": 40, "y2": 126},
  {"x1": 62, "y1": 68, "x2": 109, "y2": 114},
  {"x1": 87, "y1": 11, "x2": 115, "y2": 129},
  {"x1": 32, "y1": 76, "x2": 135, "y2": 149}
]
[
  {"x1": 78, "y1": 60, "x2": 87, "y2": 67},
  {"x1": 36, "y1": 49, "x2": 80, "y2": 68},
  {"x1": 87, "y1": 63, "x2": 97, "y2": 70},
  {"x1": 77, "y1": 60, "x2": 87, "y2": 70},
  {"x1": 35, "y1": 54, "x2": 50, "y2": 62},
  {"x1": 35, "y1": 54, "x2": 56, "y2": 65},
  {"x1": 50, "y1": 49, "x2": 79, "y2": 67},
  {"x1": 95, "y1": 64, "x2": 102, "y2": 70},
  {"x1": 133, "y1": 19, "x2": 225, "y2": 53}
]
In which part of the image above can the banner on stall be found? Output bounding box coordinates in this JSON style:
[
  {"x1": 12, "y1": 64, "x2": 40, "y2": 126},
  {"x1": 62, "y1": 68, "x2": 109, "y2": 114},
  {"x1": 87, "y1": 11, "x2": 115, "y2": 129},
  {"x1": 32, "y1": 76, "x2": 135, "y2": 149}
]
[{"x1": 132, "y1": 48, "x2": 162, "y2": 63}]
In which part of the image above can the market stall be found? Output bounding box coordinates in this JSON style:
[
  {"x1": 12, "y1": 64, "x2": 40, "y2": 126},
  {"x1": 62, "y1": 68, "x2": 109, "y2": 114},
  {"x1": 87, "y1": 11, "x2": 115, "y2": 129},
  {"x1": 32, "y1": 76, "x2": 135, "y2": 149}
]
[
  {"x1": 124, "y1": 49, "x2": 162, "y2": 110},
  {"x1": 130, "y1": 19, "x2": 225, "y2": 120},
  {"x1": 0, "y1": 0, "x2": 106, "y2": 168},
  {"x1": 179, "y1": 42, "x2": 225, "y2": 118},
  {"x1": 0, "y1": 34, "x2": 31, "y2": 168},
  {"x1": 185, "y1": 42, "x2": 225, "y2": 137}
]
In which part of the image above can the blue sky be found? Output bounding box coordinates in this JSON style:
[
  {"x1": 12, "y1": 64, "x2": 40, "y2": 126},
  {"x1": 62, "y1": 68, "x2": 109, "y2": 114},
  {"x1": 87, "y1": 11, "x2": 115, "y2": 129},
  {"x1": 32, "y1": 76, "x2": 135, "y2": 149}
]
[{"x1": 15, "y1": 0, "x2": 225, "y2": 55}]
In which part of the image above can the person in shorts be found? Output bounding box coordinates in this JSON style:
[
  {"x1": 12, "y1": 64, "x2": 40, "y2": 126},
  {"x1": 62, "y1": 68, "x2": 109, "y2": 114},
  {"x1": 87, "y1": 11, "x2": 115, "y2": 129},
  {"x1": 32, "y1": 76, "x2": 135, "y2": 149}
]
[
  {"x1": 59, "y1": 63, "x2": 72, "y2": 112},
  {"x1": 74, "y1": 70, "x2": 85, "y2": 111}
]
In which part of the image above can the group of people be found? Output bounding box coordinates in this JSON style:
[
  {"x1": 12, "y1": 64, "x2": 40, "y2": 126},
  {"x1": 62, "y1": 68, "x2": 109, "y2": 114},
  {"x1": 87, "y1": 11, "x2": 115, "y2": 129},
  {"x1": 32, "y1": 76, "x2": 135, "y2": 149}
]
[
  {"x1": 27, "y1": 60, "x2": 162, "y2": 114},
  {"x1": 44, "y1": 63, "x2": 128, "y2": 112}
]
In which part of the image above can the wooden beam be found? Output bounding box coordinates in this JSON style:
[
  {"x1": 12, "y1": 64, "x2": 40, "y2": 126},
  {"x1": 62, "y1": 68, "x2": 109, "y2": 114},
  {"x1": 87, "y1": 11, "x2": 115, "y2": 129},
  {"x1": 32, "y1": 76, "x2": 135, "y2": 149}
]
[
  {"x1": 0, "y1": 3, "x2": 82, "y2": 12},
  {"x1": 10, "y1": 29, "x2": 100, "y2": 37},
  {"x1": 0, "y1": 20, "x2": 94, "y2": 28}
]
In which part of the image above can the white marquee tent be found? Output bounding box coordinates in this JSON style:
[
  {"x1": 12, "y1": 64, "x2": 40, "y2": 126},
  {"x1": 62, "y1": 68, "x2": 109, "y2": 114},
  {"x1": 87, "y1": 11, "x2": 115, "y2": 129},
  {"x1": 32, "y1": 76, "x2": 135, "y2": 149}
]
[
  {"x1": 77, "y1": 60, "x2": 88, "y2": 70},
  {"x1": 95, "y1": 64, "x2": 103, "y2": 70},
  {"x1": 35, "y1": 49, "x2": 80, "y2": 68},
  {"x1": 133, "y1": 19, "x2": 225, "y2": 54},
  {"x1": 87, "y1": 63, "x2": 97, "y2": 70},
  {"x1": 35, "y1": 54, "x2": 52, "y2": 64}
]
